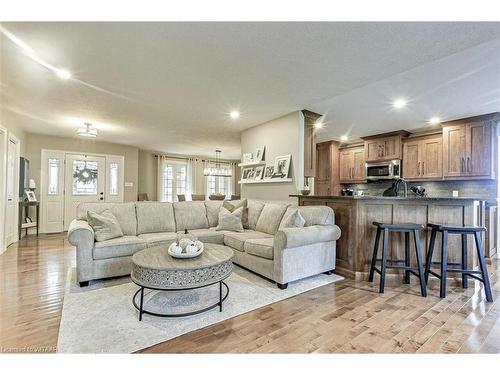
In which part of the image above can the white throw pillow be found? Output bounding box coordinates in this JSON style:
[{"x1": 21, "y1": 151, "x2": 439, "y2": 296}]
[
  {"x1": 87, "y1": 210, "x2": 124, "y2": 242},
  {"x1": 279, "y1": 209, "x2": 306, "y2": 230},
  {"x1": 215, "y1": 206, "x2": 244, "y2": 232}
]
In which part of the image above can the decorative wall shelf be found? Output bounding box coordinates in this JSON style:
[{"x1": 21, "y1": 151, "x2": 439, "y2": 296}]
[
  {"x1": 238, "y1": 178, "x2": 293, "y2": 185},
  {"x1": 237, "y1": 161, "x2": 267, "y2": 168}
]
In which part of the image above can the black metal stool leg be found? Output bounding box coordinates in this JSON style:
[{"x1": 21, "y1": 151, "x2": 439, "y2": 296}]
[
  {"x1": 461, "y1": 233, "x2": 468, "y2": 289},
  {"x1": 368, "y1": 227, "x2": 381, "y2": 282},
  {"x1": 413, "y1": 229, "x2": 427, "y2": 297},
  {"x1": 440, "y1": 230, "x2": 448, "y2": 298},
  {"x1": 425, "y1": 228, "x2": 437, "y2": 284},
  {"x1": 404, "y1": 232, "x2": 411, "y2": 284},
  {"x1": 379, "y1": 228, "x2": 389, "y2": 294},
  {"x1": 473, "y1": 231, "x2": 493, "y2": 302}
]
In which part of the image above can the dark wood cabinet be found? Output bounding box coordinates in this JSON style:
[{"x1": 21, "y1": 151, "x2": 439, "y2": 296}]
[
  {"x1": 302, "y1": 110, "x2": 322, "y2": 178},
  {"x1": 443, "y1": 114, "x2": 497, "y2": 179},
  {"x1": 339, "y1": 145, "x2": 366, "y2": 183},
  {"x1": 403, "y1": 134, "x2": 442, "y2": 180},
  {"x1": 315, "y1": 141, "x2": 340, "y2": 196},
  {"x1": 363, "y1": 131, "x2": 409, "y2": 162}
]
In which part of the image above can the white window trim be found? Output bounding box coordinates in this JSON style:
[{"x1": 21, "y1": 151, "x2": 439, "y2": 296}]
[{"x1": 160, "y1": 159, "x2": 188, "y2": 202}]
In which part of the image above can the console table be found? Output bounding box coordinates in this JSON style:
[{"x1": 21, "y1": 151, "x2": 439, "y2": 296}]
[{"x1": 18, "y1": 201, "x2": 40, "y2": 239}]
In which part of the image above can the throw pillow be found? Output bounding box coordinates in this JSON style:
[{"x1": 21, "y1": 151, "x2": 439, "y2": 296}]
[
  {"x1": 279, "y1": 209, "x2": 306, "y2": 230},
  {"x1": 215, "y1": 206, "x2": 244, "y2": 232},
  {"x1": 87, "y1": 210, "x2": 124, "y2": 242},
  {"x1": 223, "y1": 199, "x2": 248, "y2": 228}
]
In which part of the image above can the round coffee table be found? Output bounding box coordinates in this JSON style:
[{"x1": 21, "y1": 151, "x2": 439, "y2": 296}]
[{"x1": 131, "y1": 243, "x2": 233, "y2": 320}]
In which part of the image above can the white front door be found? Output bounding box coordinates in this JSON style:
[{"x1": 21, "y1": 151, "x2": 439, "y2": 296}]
[
  {"x1": 41, "y1": 151, "x2": 65, "y2": 233},
  {"x1": 5, "y1": 137, "x2": 19, "y2": 246},
  {"x1": 0, "y1": 127, "x2": 7, "y2": 252},
  {"x1": 64, "y1": 154, "x2": 106, "y2": 230}
]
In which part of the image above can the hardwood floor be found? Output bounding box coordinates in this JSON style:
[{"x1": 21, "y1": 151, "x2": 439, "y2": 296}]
[{"x1": 0, "y1": 233, "x2": 499, "y2": 353}]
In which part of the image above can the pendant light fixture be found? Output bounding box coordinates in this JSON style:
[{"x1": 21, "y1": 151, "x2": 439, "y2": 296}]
[
  {"x1": 204, "y1": 150, "x2": 232, "y2": 177},
  {"x1": 77, "y1": 123, "x2": 98, "y2": 138}
]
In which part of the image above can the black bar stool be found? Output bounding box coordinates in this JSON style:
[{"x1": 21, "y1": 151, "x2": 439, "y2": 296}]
[
  {"x1": 368, "y1": 222, "x2": 427, "y2": 297},
  {"x1": 424, "y1": 223, "x2": 493, "y2": 302}
]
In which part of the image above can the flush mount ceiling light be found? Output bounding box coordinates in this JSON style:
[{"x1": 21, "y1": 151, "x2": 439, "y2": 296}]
[
  {"x1": 77, "y1": 123, "x2": 98, "y2": 138},
  {"x1": 56, "y1": 69, "x2": 71, "y2": 80},
  {"x1": 314, "y1": 121, "x2": 323, "y2": 129},
  {"x1": 229, "y1": 111, "x2": 240, "y2": 119},
  {"x1": 429, "y1": 117, "x2": 441, "y2": 125},
  {"x1": 340, "y1": 135, "x2": 349, "y2": 141},
  {"x1": 204, "y1": 150, "x2": 232, "y2": 177},
  {"x1": 393, "y1": 99, "x2": 407, "y2": 109}
]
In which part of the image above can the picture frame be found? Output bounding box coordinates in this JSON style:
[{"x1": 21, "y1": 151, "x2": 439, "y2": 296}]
[
  {"x1": 247, "y1": 167, "x2": 256, "y2": 180},
  {"x1": 272, "y1": 154, "x2": 291, "y2": 179},
  {"x1": 25, "y1": 190, "x2": 37, "y2": 202},
  {"x1": 242, "y1": 153, "x2": 253, "y2": 164},
  {"x1": 254, "y1": 146, "x2": 265, "y2": 162},
  {"x1": 264, "y1": 165, "x2": 274, "y2": 179},
  {"x1": 241, "y1": 167, "x2": 252, "y2": 180},
  {"x1": 254, "y1": 165, "x2": 264, "y2": 180}
]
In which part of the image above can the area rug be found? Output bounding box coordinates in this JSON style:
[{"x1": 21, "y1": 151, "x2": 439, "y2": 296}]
[{"x1": 57, "y1": 266, "x2": 343, "y2": 353}]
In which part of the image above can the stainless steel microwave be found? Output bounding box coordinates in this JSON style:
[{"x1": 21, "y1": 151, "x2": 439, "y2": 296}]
[{"x1": 365, "y1": 160, "x2": 401, "y2": 180}]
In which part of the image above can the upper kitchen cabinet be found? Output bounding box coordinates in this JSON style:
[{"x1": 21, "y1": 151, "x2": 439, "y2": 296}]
[
  {"x1": 442, "y1": 114, "x2": 499, "y2": 179},
  {"x1": 339, "y1": 144, "x2": 366, "y2": 183},
  {"x1": 403, "y1": 133, "x2": 443, "y2": 180},
  {"x1": 362, "y1": 131, "x2": 410, "y2": 162},
  {"x1": 302, "y1": 110, "x2": 322, "y2": 178}
]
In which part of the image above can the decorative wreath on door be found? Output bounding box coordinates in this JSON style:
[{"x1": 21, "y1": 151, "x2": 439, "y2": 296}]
[{"x1": 73, "y1": 166, "x2": 98, "y2": 184}]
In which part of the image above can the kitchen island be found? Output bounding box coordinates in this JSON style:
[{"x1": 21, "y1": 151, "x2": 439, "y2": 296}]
[{"x1": 291, "y1": 194, "x2": 487, "y2": 280}]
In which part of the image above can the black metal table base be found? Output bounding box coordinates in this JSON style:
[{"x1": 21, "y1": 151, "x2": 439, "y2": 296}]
[{"x1": 132, "y1": 280, "x2": 229, "y2": 321}]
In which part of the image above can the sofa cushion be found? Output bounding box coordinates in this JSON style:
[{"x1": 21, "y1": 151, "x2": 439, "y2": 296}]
[
  {"x1": 204, "y1": 201, "x2": 224, "y2": 227},
  {"x1": 87, "y1": 210, "x2": 124, "y2": 242},
  {"x1": 223, "y1": 230, "x2": 273, "y2": 252},
  {"x1": 247, "y1": 200, "x2": 265, "y2": 230},
  {"x1": 216, "y1": 207, "x2": 244, "y2": 232},
  {"x1": 244, "y1": 238, "x2": 274, "y2": 260},
  {"x1": 177, "y1": 228, "x2": 226, "y2": 244},
  {"x1": 136, "y1": 202, "x2": 176, "y2": 234},
  {"x1": 93, "y1": 236, "x2": 146, "y2": 260},
  {"x1": 77, "y1": 202, "x2": 138, "y2": 235},
  {"x1": 138, "y1": 232, "x2": 178, "y2": 247},
  {"x1": 255, "y1": 203, "x2": 290, "y2": 235},
  {"x1": 173, "y1": 201, "x2": 209, "y2": 231},
  {"x1": 298, "y1": 206, "x2": 334, "y2": 226},
  {"x1": 223, "y1": 199, "x2": 248, "y2": 228},
  {"x1": 279, "y1": 207, "x2": 306, "y2": 230}
]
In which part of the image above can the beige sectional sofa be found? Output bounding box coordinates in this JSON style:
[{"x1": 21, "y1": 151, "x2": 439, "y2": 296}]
[{"x1": 67, "y1": 199, "x2": 341, "y2": 289}]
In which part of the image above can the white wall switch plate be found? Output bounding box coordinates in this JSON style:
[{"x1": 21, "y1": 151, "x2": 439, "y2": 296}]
[
  {"x1": 125, "y1": 182, "x2": 134, "y2": 187},
  {"x1": 452, "y1": 190, "x2": 459, "y2": 197}
]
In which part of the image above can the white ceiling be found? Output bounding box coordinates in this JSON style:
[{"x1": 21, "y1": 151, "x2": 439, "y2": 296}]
[{"x1": 1, "y1": 22, "x2": 499, "y2": 159}]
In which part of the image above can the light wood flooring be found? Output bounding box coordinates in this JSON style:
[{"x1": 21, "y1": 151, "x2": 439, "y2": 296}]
[{"x1": 0, "y1": 233, "x2": 499, "y2": 353}]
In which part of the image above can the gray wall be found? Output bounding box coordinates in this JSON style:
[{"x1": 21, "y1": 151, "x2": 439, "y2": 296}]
[
  {"x1": 138, "y1": 149, "x2": 158, "y2": 201},
  {"x1": 25, "y1": 133, "x2": 140, "y2": 202},
  {"x1": 240, "y1": 111, "x2": 304, "y2": 201}
]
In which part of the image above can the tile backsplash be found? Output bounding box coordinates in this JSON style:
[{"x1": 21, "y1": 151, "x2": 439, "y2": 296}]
[{"x1": 344, "y1": 179, "x2": 497, "y2": 200}]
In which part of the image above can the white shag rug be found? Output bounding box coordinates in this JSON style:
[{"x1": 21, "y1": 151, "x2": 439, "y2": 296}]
[{"x1": 57, "y1": 266, "x2": 343, "y2": 353}]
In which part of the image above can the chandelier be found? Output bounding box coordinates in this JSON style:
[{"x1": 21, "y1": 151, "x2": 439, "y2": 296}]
[
  {"x1": 77, "y1": 123, "x2": 98, "y2": 138},
  {"x1": 204, "y1": 150, "x2": 232, "y2": 177}
]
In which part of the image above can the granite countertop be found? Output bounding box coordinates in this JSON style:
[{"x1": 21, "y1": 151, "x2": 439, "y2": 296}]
[{"x1": 290, "y1": 194, "x2": 492, "y2": 202}]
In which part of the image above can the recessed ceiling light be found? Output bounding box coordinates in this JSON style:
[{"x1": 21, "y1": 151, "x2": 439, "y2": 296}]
[
  {"x1": 314, "y1": 121, "x2": 323, "y2": 129},
  {"x1": 393, "y1": 99, "x2": 407, "y2": 109},
  {"x1": 340, "y1": 135, "x2": 348, "y2": 141},
  {"x1": 229, "y1": 111, "x2": 240, "y2": 119},
  {"x1": 56, "y1": 69, "x2": 71, "y2": 80},
  {"x1": 429, "y1": 117, "x2": 441, "y2": 125}
]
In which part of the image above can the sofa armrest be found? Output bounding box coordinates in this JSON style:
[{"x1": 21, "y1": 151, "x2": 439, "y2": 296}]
[
  {"x1": 68, "y1": 219, "x2": 94, "y2": 246},
  {"x1": 274, "y1": 225, "x2": 341, "y2": 250},
  {"x1": 67, "y1": 219, "x2": 95, "y2": 283}
]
